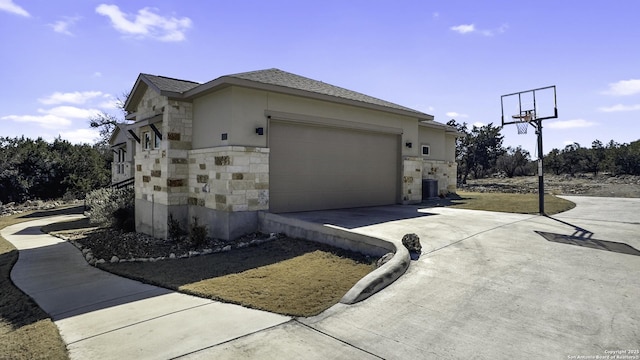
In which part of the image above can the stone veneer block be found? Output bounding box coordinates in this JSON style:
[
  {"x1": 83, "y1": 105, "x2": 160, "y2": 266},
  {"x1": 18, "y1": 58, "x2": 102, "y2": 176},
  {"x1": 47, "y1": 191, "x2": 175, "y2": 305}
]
[
  {"x1": 215, "y1": 194, "x2": 226, "y2": 204},
  {"x1": 167, "y1": 178, "x2": 184, "y2": 187},
  {"x1": 232, "y1": 173, "x2": 244, "y2": 180},
  {"x1": 199, "y1": 164, "x2": 206, "y2": 170},
  {"x1": 171, "y1": 158, "x2": 188, "y2": 164},
  {"x1": 153, "y1": 185, "x2": 162, "y2": 191},
  {"x1": 167, "y1": 132, "x2": 181, "y2": 141},
  {"x1": 196, "y1": 174, "x2": 209, "y2": 183},
  {"x1": 215, "y1": 156, "x2": 231, "y2": 166},
  {"x1": 151, "y1": 170, "x2": 161, "y2": 177},
  {"x1": 142, "y1": 175, "x2": 151, "y2": 183},
  {"x1": 136, "y1": 164, "x2": 142, "y2": 171}
]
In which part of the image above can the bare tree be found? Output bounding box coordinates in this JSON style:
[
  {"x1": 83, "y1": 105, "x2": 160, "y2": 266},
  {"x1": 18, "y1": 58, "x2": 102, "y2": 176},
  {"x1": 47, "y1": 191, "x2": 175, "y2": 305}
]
[{"x1": 89, "y1": 91, "x2": 130, "y2": 146}]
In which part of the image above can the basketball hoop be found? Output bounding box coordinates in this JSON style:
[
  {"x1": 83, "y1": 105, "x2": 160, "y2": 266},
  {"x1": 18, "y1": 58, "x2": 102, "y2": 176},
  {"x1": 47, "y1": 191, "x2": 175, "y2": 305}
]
[
  {"x1": 512, "y1": 111, "x2": 533, "y2": 135},
  {"x1": 515, "y1": 120, "x2": 529, "y2": 134}
]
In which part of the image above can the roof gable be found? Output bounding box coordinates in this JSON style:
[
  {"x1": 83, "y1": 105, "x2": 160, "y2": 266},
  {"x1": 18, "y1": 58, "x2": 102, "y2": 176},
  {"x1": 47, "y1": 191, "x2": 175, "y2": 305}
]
[{"x1": 124, "y1": 73, "x2": 200, "y2": 113}]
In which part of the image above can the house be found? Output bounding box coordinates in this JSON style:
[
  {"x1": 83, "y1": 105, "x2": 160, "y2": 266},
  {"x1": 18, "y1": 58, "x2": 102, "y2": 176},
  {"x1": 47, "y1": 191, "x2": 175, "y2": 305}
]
[
  {"x1": 109, "y1": 123, "x2": 136, "y2": 186},
  {"x1": 123, "y1": 69, "x2": 458, "y2": 240}
]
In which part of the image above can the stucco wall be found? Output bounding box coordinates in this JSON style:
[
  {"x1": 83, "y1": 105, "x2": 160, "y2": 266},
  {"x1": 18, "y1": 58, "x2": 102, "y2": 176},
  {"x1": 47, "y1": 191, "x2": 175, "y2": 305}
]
[{"x1": 191, "y1": 86, "x2": 422, "y2": 155}]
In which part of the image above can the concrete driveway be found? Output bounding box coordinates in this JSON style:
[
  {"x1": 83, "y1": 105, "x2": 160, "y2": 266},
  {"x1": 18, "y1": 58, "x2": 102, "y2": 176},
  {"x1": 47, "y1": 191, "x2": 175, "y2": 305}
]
[{"x1": 190, "y1": 196, "x2": 640, "y2": 359}]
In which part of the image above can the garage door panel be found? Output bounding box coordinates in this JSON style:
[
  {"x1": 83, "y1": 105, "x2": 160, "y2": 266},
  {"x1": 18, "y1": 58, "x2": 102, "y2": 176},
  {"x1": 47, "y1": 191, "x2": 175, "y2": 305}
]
[{"x1": 270, "y1": 121, "x2": 399, "y2": 213}]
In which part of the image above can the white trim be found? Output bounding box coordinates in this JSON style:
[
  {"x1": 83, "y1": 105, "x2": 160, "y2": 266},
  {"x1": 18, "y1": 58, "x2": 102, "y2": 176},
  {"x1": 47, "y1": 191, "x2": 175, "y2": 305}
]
[{"x1": 421, "y1": 144, "x2": 431, "y2": 157}]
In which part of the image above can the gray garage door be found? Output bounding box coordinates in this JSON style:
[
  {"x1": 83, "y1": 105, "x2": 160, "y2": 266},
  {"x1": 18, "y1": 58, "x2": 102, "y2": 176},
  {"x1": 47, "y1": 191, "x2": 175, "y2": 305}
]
[{"x1": 269, "y1": 120, "x2": 399, "y2": 213}]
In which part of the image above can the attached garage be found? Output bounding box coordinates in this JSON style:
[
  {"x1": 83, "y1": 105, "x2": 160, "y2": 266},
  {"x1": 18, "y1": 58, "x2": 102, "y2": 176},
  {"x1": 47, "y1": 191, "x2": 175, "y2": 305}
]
[{"x1": 269, "y1": 119, "x2": 400, "y2": 213}]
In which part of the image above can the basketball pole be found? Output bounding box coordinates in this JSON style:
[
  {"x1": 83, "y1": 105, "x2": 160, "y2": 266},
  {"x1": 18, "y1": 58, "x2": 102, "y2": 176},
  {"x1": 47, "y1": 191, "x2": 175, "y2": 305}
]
[{"x1": 536, "y1": 118, "x2": 544, "y2": 215}]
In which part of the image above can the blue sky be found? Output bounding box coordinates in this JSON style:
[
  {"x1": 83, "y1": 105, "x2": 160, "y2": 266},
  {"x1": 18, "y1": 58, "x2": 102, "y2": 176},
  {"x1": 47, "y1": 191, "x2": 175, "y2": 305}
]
[{"x1": 1, "y1": 0, "x2": 639, "y2": 156}]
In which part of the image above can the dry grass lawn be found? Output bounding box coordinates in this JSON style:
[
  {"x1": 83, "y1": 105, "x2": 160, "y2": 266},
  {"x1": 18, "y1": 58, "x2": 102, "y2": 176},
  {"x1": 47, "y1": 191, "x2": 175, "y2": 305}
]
[
  {"x1": 101, "y1": 239, "x2": 374, "y2": 317},
  {"x1": 450, "y1": 191, "x2": 575, "y2": 215},
  {"x1": 0, "y1": 209, "x2": 78, "y2": 360}
]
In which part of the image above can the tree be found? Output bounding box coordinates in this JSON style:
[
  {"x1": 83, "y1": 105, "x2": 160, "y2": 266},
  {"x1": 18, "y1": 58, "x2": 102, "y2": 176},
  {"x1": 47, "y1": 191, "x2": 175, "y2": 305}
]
[
  {"x1": 497, "y1": 146, "x2": 531, "y2": 177},
  {"x1": 0, "y1": 136, "x2": 111, "y2": 203},
  {"x1": 447, "y1": 119, "x2": 470, "y2": 184},
  {"x1": 468, "y1": 123, "x2": 505, "y2": 179},
  {"x1": 581, "y1": 140, "x2": 605, "y2": 176},
  {"x1": 544, "y1": 148, "x2": 564, "y2": 175},
  {"x1": 89, "y1": 91, "x2": 130, "y2": 146}
]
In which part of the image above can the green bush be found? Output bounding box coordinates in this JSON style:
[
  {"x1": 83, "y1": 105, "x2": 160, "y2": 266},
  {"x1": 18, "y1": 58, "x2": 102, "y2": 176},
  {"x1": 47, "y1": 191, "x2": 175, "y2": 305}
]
[{"x1": 85, "y1": 187, "x2": 134, "y2": 230}]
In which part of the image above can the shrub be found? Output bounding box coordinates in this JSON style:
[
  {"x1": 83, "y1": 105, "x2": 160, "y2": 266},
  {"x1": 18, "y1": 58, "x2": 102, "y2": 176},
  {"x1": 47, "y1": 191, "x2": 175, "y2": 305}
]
[
  {"x1": 167, "y1": 213, "x2": 186, "y2": 242},
  {"x1": 189, "y1": 216, "x2": 208, "y2": 247},
  {"x1": 85, "y1": 187, "x2": 134, "y2": 230}
]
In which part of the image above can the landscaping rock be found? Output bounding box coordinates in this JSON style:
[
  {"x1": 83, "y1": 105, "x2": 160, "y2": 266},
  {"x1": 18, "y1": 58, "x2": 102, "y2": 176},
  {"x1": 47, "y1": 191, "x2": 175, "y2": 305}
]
[
  {"x1": 169, "y1": 253, "x2": 176, "y2": 259},
  {"x1": 222, "y1": 245, "x2": 231, "y2": 252},
  {"x1": 110, "y1": 256, "x2": 119, "y2": 263},
  {"x1": 376, "y1": 252, "x2": 394, "y2": 268},
  {"x1": 85, "y1": 252, "x2": 94, "y2": 262},
  {"x1": 402, "y1": 233, "x2": 422, "y2": 253},
  {"x1": 96, "y1": 259, "x2": 105, "y2": 265}
]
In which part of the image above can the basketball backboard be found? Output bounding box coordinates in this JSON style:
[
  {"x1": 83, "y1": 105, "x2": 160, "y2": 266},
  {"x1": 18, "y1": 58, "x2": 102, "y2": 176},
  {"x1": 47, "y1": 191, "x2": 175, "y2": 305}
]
[{"x1": 501, "y1": 85, "x2": 557, "y2": 127}]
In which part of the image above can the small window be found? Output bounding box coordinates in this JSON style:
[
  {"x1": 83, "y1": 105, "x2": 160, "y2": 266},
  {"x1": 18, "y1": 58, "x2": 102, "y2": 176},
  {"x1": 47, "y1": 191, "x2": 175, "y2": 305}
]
[
  {"x1": 421, "y1": 144, "x2": 431, "y2": 156},
  {"x1": 154, "y1": 133, "x2": 161, "y2": 149},
  {"x1": 143, "y1": 132, "x2": 151, "y2": 150}
]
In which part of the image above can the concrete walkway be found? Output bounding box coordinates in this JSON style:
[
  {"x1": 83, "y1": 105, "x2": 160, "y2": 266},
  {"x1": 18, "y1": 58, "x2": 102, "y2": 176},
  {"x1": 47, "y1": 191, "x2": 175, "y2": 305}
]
[
  {"x1": 4, "y1": 197, "x2": 640, "y2": 359},
  {"x1": 1, "y1": 215, "x2": 289, "y2": 360}
]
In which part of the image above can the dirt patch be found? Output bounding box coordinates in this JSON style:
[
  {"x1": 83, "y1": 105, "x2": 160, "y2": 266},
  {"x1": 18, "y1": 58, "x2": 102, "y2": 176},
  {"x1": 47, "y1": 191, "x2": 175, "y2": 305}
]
[{"x1": 459, "y1": 174, "x2": 640, "y2": 198}]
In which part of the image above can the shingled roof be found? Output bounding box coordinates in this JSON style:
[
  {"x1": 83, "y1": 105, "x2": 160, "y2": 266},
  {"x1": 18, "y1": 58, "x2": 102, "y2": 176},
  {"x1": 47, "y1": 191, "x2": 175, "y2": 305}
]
[
  {"x1": 140, "y1": 74, "x2": 200, "y2": 94},
  {"x1": 222, "y1": 68, "x2": 425, "y2": 116},
  {"x1": 126, "y1": 68, "x2": 432, "y2": 120}
]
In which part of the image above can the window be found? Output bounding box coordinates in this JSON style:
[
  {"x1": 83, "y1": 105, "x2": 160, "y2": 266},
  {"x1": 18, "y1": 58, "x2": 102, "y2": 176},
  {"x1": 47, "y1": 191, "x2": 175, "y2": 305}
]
[
  {"x1": 143, "y1": 132, "x2": 151, "y2": 150},
  {"x1": 421, "y1": 144, "x2": 430, "y2": 156},
  {"x1": 154, "y1": 132, "x2": 161, "y2": 149}
]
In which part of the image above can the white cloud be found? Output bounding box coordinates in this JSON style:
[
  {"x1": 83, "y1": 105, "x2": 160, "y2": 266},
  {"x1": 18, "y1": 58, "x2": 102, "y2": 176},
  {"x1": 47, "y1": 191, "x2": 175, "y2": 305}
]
[
  {"x1": 451, "y1": 23, "x2": 508, "y2": 36},
  {"x1": 1, "y1": 114, "x2": 72, "y2": 128},
  {"x1": 546, "y1": 119, "x2": 596, "y2": 129},
  {"x1": 93, "y1": 72, "x2": 103, "y2": 78},
  {"x1": 58, "y1": 128, "x2": 100, "y2": 144},
  {"x1": 446, "y1": 111, "x2": 468, "y2": 118},
  {"x1": 563, "y1": 140, "x2": 576, "y2": 146},
  {"x1": 0, "y1": 0, "x2": 30, "y2": 17},
  {"x1": 96, "y1": 4, "x2": 192, "y2": 42},
  {"x1": 39, "y1": 91, "x2": 104, "y2": 105},
  {"x1": 602, "y1": 79, "x2": 640, "y2": 96},
  {"x1": 39, "y1": 106, "x2": 101, "y2": 119},
  {"x1": 432, "y1": 12, "x2": 440, "y2": 20},
  {"x1": 598, "y1": 104, "x2": 640, "y2": 112},
  {"x1": 2, "y1": 105, "x2": 101, "y2": 130},
  {"x1": 451, "y1": 24, "x2": 475, "y2": 34},
  {"x1": 50, "y1": 16, "x2": 80, "y2": 36},
  {"x1": 472, "y1": 121, "x2": 486, "y2": 128}
]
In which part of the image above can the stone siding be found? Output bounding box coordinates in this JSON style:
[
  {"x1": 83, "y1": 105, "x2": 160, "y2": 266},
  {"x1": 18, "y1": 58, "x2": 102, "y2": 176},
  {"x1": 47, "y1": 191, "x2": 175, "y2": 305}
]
[
  {"x1": 188, "y1": 146, "x2": 270, "y2": 212},
  {"x1": 402, "y1": 157, "x2": 423, "y2": 204},
  {"x1": 422, "y1": 160, "x2": 457, "y2": 195}
]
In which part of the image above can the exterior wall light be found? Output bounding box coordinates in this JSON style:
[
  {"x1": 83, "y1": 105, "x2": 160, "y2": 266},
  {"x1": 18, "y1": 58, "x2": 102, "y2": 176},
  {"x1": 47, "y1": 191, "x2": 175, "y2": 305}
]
[
  {"x1": 256, "y1": 127, "x2": 264, "y2": 135},
  {"x1": 405, "y1": 142, "x2": 412, "y2": 148}
]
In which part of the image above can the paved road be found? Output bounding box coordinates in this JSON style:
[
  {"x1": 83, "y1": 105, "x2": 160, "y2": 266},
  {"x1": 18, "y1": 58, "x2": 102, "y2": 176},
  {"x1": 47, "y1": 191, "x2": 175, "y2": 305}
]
[{"x1": 4, "y1": 196, "x2": 639, "y2": 359}]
